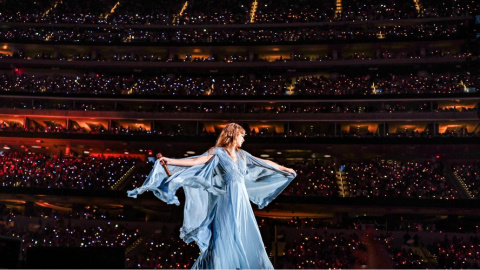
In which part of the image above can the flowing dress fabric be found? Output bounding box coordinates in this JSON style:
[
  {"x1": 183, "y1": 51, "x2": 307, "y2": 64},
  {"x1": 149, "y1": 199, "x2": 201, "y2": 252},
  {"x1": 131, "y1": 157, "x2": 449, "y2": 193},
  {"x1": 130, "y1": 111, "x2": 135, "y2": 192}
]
[{"x1": 127, "y1": 147, "x2": 296, "y2": 269}]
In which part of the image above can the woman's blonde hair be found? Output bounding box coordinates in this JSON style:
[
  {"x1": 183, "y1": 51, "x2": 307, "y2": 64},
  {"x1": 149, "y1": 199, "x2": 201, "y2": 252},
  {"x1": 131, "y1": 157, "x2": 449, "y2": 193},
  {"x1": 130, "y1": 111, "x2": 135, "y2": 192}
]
[{"x1": 215, "y1": 123, "x2": 246, "y2": 149}]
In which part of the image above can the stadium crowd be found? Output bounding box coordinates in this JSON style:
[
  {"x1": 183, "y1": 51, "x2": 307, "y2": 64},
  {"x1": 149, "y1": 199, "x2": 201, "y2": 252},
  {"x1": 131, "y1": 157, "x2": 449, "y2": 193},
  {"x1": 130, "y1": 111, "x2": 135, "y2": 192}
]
[
  {"x1": 0, "y1": 216, "x2": 139, "y2": 254},
  {"x1": 0, "y1": 152, "x2": 138, "y2": 189},
  {"x1": 2, "y1": 48, "x2": 470, "y2": 63},
  {"x1": 0, "y1": 151, "x2": 467, "y2": 200},
  {"x1": 0, "y1": 0, "x2": 476, "y2": 25},
  {"x1": 433, "y1": 234, "x2": 480, "y2": 268},
  {"x1": 0, "y1": 0, "x2": 478, "y2": 268},
  {"x1": 344, "y1": 160, "x2": 459, "y2": 199},
  {"x1": 0, "y1": 72, "x2": 477, "y2": 96},
  {"x1": 0, "y1": 23, "x2": 467, "y2": 44},
  {"x1": 283, "y1": 160, "x2": 339, "y2": 197},
  {"x1": 1, "y1": 122, "x2": 480, "y2": 139}
]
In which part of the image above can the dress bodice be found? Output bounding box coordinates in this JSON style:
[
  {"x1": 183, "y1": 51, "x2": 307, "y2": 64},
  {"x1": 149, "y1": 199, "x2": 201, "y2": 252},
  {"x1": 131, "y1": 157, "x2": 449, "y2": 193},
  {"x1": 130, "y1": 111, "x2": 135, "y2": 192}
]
[{"x1": 215, "y1": 147, "x2": 246, "y2": 183}]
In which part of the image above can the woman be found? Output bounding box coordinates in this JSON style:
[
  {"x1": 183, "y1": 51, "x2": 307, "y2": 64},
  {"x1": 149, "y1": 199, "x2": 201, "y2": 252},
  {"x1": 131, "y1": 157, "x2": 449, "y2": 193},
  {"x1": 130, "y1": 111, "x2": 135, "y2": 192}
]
[{"x1": 128, "y1": 123, "x2": 296, "y2": 269}]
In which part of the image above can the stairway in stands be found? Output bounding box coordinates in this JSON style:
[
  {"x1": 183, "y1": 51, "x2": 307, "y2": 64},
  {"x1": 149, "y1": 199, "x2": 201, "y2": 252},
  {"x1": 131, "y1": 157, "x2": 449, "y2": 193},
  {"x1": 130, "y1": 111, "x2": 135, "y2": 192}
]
[
  {"x1": 126, "y1": 237, "x2": 144, "y2": 254},
  {"x1": 451, "y1": 169, "x2": 474, "y2": 198},
  {"x1": 173, "y1": 1, "x2": 189, "y2": 24},
  {"x1": 443, "y1": 164, "x2": 472, "y2": 199},
  {"x1": 334, "y1": 0, "x2": 342, "y2": 19},
  {"x1": 111, "y1": 165, "x2": 137, "y2": 191},
  {"x1": 336, "y1": 170, "x2": 350, "y2": 197},
  {"x1": 410, "y1": 246, "x2": 438, "y2": 266},
  {"x1": 413, "y1": 0, "x2": 424, "y2": 17},
  {"x1": 250, "y1": 0, "x2": 258, "y2": 23}
]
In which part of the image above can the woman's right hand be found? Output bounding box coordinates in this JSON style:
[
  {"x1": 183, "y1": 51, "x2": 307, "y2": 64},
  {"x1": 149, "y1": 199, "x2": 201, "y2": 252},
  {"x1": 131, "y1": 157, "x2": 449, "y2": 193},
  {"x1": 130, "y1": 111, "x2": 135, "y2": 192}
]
[{"x1": 156, "y1": 153, "x2": 171, "y2": 164}]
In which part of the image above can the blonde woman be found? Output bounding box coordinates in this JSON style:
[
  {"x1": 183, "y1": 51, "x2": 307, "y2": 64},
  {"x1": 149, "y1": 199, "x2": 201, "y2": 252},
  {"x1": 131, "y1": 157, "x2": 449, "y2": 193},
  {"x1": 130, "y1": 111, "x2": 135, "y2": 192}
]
[{"x1": 128, "y1": 123, "x2": 296, "y2": 269}]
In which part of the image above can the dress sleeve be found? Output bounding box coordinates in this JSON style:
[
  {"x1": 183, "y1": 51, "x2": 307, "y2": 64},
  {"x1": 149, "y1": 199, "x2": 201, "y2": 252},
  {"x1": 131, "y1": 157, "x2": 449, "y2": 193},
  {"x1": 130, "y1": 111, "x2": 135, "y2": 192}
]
[
  {"x1": 241, "y1": 150, "x2": 296, "y2": 209},
  {"x1": 127, "y1": 149, "x2": 225, "y2": 253}
]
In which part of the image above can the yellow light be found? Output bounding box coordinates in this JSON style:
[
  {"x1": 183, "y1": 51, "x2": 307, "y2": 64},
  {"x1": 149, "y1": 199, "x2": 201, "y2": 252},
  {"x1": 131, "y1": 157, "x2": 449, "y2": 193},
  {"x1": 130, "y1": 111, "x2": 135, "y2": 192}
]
[
  {"x1": 173, "y1": 1, "x2": 189, "y2": 24},
  {"x1": 250, "y1": 0, "x2": 258, "y2": 23},
  {"x1": 44, "y1": 0, "x2": 63, "y2": 17},
  {"x1": 334, "y1": 0, "x2": 342, "y2": 18},
  {"x1": 102, "y1": 1, "x2": 121, "y2": 19}
]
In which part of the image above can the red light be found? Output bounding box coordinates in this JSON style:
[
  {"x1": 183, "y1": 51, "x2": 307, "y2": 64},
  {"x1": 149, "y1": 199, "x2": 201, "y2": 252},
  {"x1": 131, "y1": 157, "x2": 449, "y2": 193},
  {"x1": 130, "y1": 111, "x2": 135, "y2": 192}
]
[
  {"x1": 14, "y1": 68, "x2": 23, "y2": 75},
  {"x1": 436, "y1": 155, "x2": 440, "y2": 159}
]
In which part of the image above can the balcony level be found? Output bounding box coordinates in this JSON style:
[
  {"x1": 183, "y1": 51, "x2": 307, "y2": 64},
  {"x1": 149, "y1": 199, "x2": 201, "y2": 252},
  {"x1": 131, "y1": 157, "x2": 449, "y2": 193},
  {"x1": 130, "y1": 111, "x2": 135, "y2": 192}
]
[{"x1": 0, "y1": 16, "x2": 470, "y2": 30}]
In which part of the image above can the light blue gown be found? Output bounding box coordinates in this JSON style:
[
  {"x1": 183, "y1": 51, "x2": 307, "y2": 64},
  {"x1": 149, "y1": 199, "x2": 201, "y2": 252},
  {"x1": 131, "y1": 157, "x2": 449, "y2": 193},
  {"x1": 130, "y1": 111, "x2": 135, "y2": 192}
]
[{"x1": 127, "y1": 147, "x2": 296, "y2": 269}]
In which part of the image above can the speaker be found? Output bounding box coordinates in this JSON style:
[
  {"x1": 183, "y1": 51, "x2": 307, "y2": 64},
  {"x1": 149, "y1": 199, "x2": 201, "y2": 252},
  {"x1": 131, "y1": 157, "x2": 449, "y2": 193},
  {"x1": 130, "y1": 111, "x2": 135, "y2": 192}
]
[
  {"x1": 0, "y1": 235, "x2": 22, "y2": 268},
  {"x1": 26, "y1": 246, "x2": 125, "y2": 269}
]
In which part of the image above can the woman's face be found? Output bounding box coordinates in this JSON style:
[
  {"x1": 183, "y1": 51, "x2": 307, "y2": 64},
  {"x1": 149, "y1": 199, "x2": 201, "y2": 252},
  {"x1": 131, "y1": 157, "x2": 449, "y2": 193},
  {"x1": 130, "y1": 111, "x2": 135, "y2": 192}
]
[{"x1": 235, "y1": 133, "x2": 245, "y2": 148}]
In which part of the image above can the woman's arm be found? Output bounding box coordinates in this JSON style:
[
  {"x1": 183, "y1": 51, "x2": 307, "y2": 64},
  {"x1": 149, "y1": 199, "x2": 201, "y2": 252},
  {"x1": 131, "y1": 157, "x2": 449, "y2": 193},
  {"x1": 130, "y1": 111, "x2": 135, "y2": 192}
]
[
  {"x1": 257, "y1": 157, "x2": 296, "y2": 175},
  {"x1": 158, "y1": 154, "x2": 214, "y2": 167}
]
